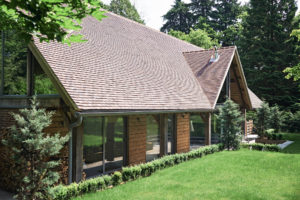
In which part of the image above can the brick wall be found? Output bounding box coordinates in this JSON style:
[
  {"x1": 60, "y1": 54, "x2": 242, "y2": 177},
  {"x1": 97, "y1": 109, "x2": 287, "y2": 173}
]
[
  {"x1": 176, "y1": 113, "x2": 190, "y2": 153},
  {"x1": 0, "y1": 108, "x2": 69, "y2": 192},
  {"x1": 128, "y1": 115, "x2": 146, "y2": 165}
]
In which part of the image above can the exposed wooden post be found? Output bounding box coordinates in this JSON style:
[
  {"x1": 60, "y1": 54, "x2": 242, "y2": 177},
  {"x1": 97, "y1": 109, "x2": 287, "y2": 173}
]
[
  {"x1": 1, "y1": 30, "x2": 4, "y2": 95},
  {"x1": 72, "y1": 123, "x2": 83, "y2": 183},
  {"x1": 205, "y1": 113, "x2": 211, "y2": 145},
  {"x1": 27, "y1": 49, "x2": 34, "y2": 96},
  {"x1": 242, "y1": 108, "x2": 247, "y2": 136},
  {"x1": 159, "y1": 114, "x2": 168, "y2": 157}
]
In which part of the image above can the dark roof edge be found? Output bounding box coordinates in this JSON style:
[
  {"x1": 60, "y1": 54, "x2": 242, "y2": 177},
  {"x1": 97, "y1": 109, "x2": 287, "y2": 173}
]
[{"x1": 79, "y1": 108, "x2": 214, "y2": 116}]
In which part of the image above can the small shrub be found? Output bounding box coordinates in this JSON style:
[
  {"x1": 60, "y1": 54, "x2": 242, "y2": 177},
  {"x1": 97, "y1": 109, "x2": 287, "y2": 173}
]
[
  {"x1": 103, "y1": 175, "x2": 112, "y2": 186},
  {"x1": 111, "y1": 172, "x2": 122, "y2": 186},
  {"x1": 242, "y1": 143, "x2": 280, "y2": 152}
]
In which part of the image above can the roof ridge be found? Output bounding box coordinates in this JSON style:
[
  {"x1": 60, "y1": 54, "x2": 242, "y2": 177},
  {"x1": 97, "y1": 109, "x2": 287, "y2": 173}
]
[
  {"x1": 183, "y1": 46, "x2": 236, "y2": 54},
  {"x1": 106, "y1": 11, "x2": 203, "y2": 50}
]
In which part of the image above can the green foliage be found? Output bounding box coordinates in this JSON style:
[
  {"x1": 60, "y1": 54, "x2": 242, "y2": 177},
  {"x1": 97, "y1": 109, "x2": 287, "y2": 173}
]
[
  {"x1": 241, "y1": 143, "x2": 281, "y2": 152},
  {"x1": 218, "y1": 99, "x2": 243, "y2": 150},
  {"x1": 2, "y1": 96, "x2": 69, "y2": 200},
  {"x1": 109, "y1": 0, "x2": 144, "y2": 24},
  {"x1": 0, "y1": 0, "x2": 106, "y2": 44},
  {"x1": 169, "y1": 28, "x2": 218, "y2": 49},
  {"x1": 51, "y1": 144, "x2": 224, "y2": 200},
  {"x1": 111, "y1": 172, "x2": 122, "y2": 186},
  {"x1": 161, "y1": 0, "x2": 194, "y2": 33},
  {"x1": 284, "y1": 28, "x2": 300, "y2": 81},
  {"x1": 269, "y1": 105, "x2": 283, "y2": 133},
  {"x1": 256, "y1": 101, "x2": 271, "y2": 137},
  {"x1": 239, "y1": 0, "x2": 300, "y2": 107}
]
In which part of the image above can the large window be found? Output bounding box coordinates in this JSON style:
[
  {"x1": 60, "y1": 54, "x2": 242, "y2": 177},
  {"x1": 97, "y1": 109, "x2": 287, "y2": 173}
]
[
  {"x1": 190, "y1": 114, "x2": 205, "y2": 149},
  {"x1": 83, "y1": 116, "x2": 127, "y2": 178},
  {"x1": 1, "y1": 30, "x2": 27, "y2": 95},
  {"x1": 0, "y1": 30, "x2": 57, "y2": 96},
  {"x1": 211, "y1": 113, "x2": 221, "y2": 144},
  {"x1": 146, "y1": 115, "x2": 160, "y2": 162}
]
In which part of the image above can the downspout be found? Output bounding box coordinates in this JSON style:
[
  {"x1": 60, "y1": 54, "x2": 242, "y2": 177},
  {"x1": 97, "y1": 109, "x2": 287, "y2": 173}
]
[{"x1": 68, "y1": 112, "x2": 83, "y2": 184}]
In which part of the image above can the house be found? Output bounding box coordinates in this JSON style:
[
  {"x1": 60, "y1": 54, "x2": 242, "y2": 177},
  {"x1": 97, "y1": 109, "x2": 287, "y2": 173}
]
[{"x1": 0, "y1": 12, "x2": 262, "y2": 189}]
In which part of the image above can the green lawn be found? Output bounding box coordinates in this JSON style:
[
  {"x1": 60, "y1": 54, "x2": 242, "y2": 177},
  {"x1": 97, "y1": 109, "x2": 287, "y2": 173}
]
[
  {"x1": 74, "y1": 133, "x2": 300, "y2": 200},
  {"x1": 282, "y1": 133, "x2": 300, "y2": 154}
]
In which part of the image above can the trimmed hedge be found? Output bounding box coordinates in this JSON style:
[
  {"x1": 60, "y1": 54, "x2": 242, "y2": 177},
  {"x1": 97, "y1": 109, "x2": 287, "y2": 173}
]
[
  {"x1": 241, "y1": 143, "x2": 281, "y2": 152},
  {"x1": 51, "y1": 144, "x2": 224, "y2": 200}
]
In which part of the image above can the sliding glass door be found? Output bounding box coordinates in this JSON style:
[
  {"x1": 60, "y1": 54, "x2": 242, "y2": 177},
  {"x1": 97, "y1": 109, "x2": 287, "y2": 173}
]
[{"x1": 83, "y1": 116, "x2": 127, "y2": 178}]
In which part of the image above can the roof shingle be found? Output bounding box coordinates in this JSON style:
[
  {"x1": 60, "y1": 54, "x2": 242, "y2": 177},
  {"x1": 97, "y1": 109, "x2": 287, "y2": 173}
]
[{"x1": 33, "y1": 12, "x2": 212, "y2": 111}]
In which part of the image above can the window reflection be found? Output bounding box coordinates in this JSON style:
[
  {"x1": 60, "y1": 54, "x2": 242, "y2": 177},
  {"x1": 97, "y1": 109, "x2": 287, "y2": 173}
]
[{"x1": 146, "y1": 115, "x2": 160, "y2": 162}]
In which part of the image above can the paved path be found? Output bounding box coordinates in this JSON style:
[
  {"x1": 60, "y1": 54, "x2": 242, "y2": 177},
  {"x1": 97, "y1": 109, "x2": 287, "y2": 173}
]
[
  {"x1": 278, "y1": 140, "x2": 294, "y2": 149},
  {"x1": 0, "y1": 189, "x2": 14, "y2": 200}
]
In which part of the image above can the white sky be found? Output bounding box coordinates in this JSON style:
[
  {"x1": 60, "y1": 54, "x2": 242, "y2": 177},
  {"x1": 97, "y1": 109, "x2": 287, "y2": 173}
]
[{"x1": 102, "y1": 0, "x2": 300, "y2": 30}]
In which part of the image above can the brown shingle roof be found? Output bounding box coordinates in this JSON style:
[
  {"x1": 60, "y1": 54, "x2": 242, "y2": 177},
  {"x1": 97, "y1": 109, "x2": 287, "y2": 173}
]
[
  {"x1": 183, "y1": 46, "x2": 236, "y2": 107},
  {"x1": 32, "y1": 12, "x2": 212, "y2": 111},
  {"x1": 248, "y1": 88, "x2": 263, "y2": 109}
]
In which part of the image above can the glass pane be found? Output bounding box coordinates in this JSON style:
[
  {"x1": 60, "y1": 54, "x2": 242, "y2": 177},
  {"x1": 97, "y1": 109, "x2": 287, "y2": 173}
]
[
  {"x1": 190, "y1": 114, "x2": 205, "y2": 149},
  {"x1": 1, "y1": 30, "x2": 27, "y2": 95},
  {"x1": 167, "y1": 114, "x2": 175, "y2": 154},
  {"x1": 146, "y1": 115, "x2": 160, "y2": 162},
  {"x1": 104, "y1": 116, "x2": 125, "y2": 172},
  {"x1": 34, "y1": 59, "x2": 57, "y2": 94},
  {"x1": 83, "y1": 117, "x2": 104, "y2": 178}
]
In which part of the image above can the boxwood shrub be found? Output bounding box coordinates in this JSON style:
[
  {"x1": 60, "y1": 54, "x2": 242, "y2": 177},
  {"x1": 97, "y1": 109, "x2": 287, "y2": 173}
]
[
  {"x1": 241, "y1": 143, "x2": 280, "y2": 152},
  {"x1": 51, "y1": 144, "x2": 224, "y2": 200}
]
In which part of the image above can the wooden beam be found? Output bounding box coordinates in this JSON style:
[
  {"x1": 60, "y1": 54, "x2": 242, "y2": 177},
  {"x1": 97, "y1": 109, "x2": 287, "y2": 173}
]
[
  {"x1": 72, "y1": 123, "x2": 83, "y2": 183},
  {"x1": 205, "y1": 113, "x2": 211, "y2": 145},
  {"x1": 27, "y1": 49, "x2": 34, "y2": 96}
]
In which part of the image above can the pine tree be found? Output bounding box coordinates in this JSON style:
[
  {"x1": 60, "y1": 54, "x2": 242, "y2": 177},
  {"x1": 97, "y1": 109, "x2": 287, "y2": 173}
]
[
  {"x1": 218, "y1": 99, "x2": 243, "y2": 150},
  {"x1": 239, "y1": 0, "x2": 300, "y2": 108},
  {"x1": 269, "y1": 105, "x2": 283, "y2": 133},
  {"x1": 256, "y1": 101, "x2": 271, "y2": 137},
  {"x1": 2, "y1": 97, "x2": 69, "y2": 200},
  {"x1": 161, "y1": 0, "x2": 194, "y2": 33},
  {"x1": 109, "y1": 0, "x2": 145, "y2": 24},
  {"x1": 190, "y1": 0, "x2": 214, "y2": 25},
  {"x1": 210, "y1": 0, "x2": 242, "y2": 46}
]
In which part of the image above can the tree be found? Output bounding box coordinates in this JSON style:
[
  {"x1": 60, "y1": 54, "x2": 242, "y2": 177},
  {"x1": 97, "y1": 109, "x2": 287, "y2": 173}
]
[
  {"x1": 161, "y1": 0, "x2": 194, "y2": 33},
  {"x1": 210, "y1": 0, "x2": 242, "y2": 46},
  {"x1": 169, "y1": 28, "x2": 218, "y2": 49},
  {"x1": 218, "y1": 99, "x2": 243, "y2": 150},
  {"x1": 239, "y1": 0, "x2": 300, "y2": 108},
  {"x1": 0, "y1": 0, "x2": 106, "y2": 44},
  {"x1": 256, "y1": 101, "x2": 271, "y2": 137},
  {"x1": 269, "y1": 105, "x2": 283, "y2": 133},
  {"x1": 2, "y1": 97, "x2": 69, "y2": 200},
  {"x1": 190, "y1": 0, "x2": 214, "y2": 25},
  {"x1": 284, "y1": 28, "x2": 300, "y2": 81},
  {"x1": 109, "y1": 0, "x2": 144, "y2": 24}
]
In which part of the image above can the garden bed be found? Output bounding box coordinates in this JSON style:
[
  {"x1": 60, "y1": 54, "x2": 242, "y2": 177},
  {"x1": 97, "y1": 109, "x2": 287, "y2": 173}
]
[{"x1": 255, "y1": 138, "x2": 286, "y2": 144}]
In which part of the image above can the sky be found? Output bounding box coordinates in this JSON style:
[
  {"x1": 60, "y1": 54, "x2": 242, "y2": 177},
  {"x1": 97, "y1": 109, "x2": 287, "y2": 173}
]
[{"x1": 102, "y1": 0, "x2": 300, "y2": 30}]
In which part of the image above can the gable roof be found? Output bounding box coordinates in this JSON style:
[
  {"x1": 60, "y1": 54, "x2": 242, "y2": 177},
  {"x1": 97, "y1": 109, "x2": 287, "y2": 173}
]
[
  {"x1": 248, "y1": 88, "x2": 263, "y2": 109},
  {"x1": 30, "y1": 12, "x2": 213, "y2": 112},
  {"x1": 183, "y1": 46, "x2": 252, "y2": 109}
]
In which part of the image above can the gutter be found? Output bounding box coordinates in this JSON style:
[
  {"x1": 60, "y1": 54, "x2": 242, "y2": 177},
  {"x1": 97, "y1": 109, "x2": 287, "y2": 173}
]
[
  {"x1": 79, "y1": 109, "x2": 214, "y2": 117},
  {"x1": 68, "y1": 112, "x2": 83, "y2": 184}
]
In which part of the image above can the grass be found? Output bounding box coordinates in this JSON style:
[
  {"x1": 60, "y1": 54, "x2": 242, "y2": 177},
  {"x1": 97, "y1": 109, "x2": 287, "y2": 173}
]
[
  {"x1": 282, "y1": 133, "x2": 300, "y2": 154},
  {"x1": 74, "y1": 134, "x2": 300, "y2": 200}
]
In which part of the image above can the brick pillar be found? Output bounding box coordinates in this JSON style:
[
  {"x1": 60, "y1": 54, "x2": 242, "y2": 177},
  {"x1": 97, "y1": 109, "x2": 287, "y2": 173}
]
[
  {"x1": 176, "y1": 113, "x2": 190, "y2": 153},
  {"x1": 128, "y1": 115, "x2": 146, "y2": 165}
]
